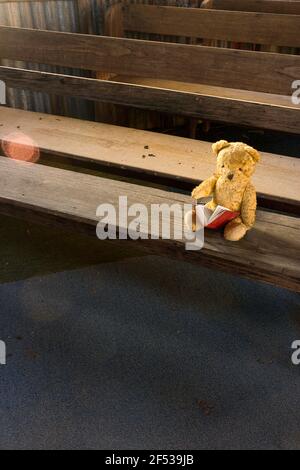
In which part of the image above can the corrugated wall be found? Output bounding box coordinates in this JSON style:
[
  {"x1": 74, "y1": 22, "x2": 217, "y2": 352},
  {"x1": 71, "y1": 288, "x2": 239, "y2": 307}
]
[
  {"x1": 0, "y1": 0, "x2": 202, "y2": 122},
  {"x1": 0, "y1": 0, "x2": 96, "y2": 119}
]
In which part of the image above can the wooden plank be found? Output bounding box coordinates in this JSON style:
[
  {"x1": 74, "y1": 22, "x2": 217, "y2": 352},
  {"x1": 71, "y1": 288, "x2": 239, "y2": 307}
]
[
  {"x1": 95, "y1": 3, "x2": 130, "y2": 130},
  {"x1": 104, "y1": 2, "x2": 124, "y2": 38},
  {"x1": 113, "y1": 75, "x2": 296, "y2": 107},
  {"x1": 1, "y1": 66, "x2": 299, "y2": 134},
  {"x1": 124, "y1": 5, "x2": 300, "y2": 47},
  {"x1": 0, "y1": 26, "x2": 299, "y2": 95},
  {"x1": 0, "y1": 107, "x2": 299, "y2": 211},
  {"x1": 201, "y1": 0, "x2": 300, "y2": 15},
  {"x1": 0, "y1": 0, "x2": 71, "y2": 2},
  {"x1": 111, "y1": 73, "x2": 300, "y2": 134},
  {"x1": 0, "y1": 156, "x2": 299, "y2": 291}
]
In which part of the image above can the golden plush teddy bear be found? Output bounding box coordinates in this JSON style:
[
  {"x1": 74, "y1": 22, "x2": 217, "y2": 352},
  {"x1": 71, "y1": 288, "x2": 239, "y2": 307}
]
[{"x1": 192, "y1": 140, "x2": 260, "y2": 241}]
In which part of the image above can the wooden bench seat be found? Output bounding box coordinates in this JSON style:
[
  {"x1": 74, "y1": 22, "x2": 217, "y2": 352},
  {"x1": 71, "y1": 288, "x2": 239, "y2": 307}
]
[
  {"x1": 99, "y1": 4, "x2": 300, "y2": 134},
  {"x1": 1, "y1": 107, "x2": 299, "y2": 214},
  {"x1": 0, "y1": 156, "x2": 299, "y2": 292}
]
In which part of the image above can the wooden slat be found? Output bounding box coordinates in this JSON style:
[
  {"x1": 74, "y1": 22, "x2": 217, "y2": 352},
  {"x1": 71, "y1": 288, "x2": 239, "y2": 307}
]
[
  {"x1": 1, "y1": 66, "x2": 299, "y2": 134},
  {"x1": 0, "y1": 26, "x2": 299, "y2": 95},
  {"x1": 124, "y1": 5, "x2": 300, "y2": 47},
  {"x1": 0, "y1": 0, "x2": 73, "y2": 2},
  {"x1": 113, "y1": 75, "x2": 296, "y2": 107},
  {"x1": 201, "y1": 0, "x2": 300, "y2": 15},
  {"x1": 112, "y1": 73, "x2": 300, "y2": 134},
  {"x1": 0, "y1": 107, "x2": 299, "y2": 212},
  {"x1": 0, "y1": 156, "x2": 299, "y2": 291}
]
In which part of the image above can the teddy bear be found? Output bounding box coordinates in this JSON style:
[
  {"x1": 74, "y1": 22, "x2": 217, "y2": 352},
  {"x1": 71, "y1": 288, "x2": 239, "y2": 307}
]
[{"x1": 191, "y1": 140, "x2": 260, "y2": 241}]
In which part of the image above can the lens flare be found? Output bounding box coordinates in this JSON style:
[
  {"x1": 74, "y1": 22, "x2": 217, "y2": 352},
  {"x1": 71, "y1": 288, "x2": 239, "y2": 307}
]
[{"x1": 1, "y1": 132, "x2": 40, "y2": 163}]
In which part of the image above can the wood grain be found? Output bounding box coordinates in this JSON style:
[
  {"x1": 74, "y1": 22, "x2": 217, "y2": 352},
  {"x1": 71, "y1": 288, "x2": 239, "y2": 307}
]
[
  {"x1": 0, "y1": 107, "x2": 299, "y2": 211},
  {"x1": 1, "y1": 66, "x2": 299, "y2": 134},
  {"x1": 0, "y1": 156, "x2": 299, "y2": 292},
  {"x1": 113, "y1": 75, "x2": 297, "y2": 107},
  {"x1": 0, "y1": 26, "x2": 299, "y2": 95},
  {"x1": 124, "y1": 5, "x2": 300, "y2": 47},
  {"x1": 0, "y1": 0, "x2": 71, "y2": 2},
  {"x1": 201, "y1": 0, "x2": 300, "y2": 15}
]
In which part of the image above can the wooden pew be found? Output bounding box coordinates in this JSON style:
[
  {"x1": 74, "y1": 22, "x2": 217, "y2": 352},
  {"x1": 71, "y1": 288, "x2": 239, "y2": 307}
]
[
  {"x1": 100, "y1": 3, "x2": 300, "y2": 135},
  {"x1": 200, "y1": 0, "x2": 300, "y2": 15},
  {"x1": 1, "y1": 106, "x2": 299, "y2": 214},
  {"x1": 200, "y1": 0, "x2": 300, "y2": 54},
  {"x1": 0, "y1": 25, "x2": 299, "y2": 290},
  {"x1": 0, "y1": 156, "x2": 299, "y2": 292},
  {"x1": 1, "y1": 23, "x2": 296, "y2": 135},
  {"x1": 122, "y1": 3, "x2": 300, "y2": 46}
]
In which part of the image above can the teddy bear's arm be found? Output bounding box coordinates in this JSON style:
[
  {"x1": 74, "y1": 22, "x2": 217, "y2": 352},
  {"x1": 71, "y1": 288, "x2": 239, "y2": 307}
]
[
  {"x1": 241, "y1": 183, "x2": 257, "y2": 229},
  {"x1": 192, "y1": 176, "x2": 217, "y2": 200}
]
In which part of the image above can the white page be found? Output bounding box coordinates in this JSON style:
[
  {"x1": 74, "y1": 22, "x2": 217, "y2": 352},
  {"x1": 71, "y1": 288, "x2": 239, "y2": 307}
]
[
  {"x1": 196, "y1": 205, "x2": 232, "y2": 227},
  {"x1": 208, "y1": 206, "x2": 229, "y2": 224}
]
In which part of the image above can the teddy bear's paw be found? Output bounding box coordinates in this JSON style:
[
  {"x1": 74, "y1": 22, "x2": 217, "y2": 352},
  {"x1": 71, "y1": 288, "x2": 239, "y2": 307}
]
[
  {"x1": 224, "y1": 219, "x2": 247, "y2": 242},
  {"x1": 191, "y1": 188, "x2": 204, "y2": 200}
]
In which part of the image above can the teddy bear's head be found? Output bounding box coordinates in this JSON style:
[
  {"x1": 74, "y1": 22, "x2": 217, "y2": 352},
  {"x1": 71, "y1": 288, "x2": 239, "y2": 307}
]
[{"x1": 212, "y1": 140, "x2": 260, "y2": 183}]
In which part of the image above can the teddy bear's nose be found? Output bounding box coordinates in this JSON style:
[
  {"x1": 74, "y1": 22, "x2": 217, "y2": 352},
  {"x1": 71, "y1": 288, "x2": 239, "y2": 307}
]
[{"x1": 227, "y1": 172, "x2": 234, "y2": 181}]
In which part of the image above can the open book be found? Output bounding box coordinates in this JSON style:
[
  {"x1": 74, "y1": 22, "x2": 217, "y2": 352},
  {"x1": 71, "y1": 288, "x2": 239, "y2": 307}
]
[{"x1": 194, "y1": 205, "x2": 240, "y2": 230}]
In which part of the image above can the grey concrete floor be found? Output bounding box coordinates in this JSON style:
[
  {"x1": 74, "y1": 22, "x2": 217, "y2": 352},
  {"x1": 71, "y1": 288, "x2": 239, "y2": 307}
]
[{"x1": 0, "y1": 216, "x2": 299, "y2": 449}]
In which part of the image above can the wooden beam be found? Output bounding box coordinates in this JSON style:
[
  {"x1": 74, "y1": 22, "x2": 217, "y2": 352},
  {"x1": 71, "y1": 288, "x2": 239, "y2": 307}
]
[
  {"x1": 201, "y1": 0, "x2": 300, "y2": 15},
  {"x1": 124, "y1": 5, "x2": 300, "y2": 47},
  {"x1": 0, "y1": 0, "x2": 72, "y2": 2},
  {"x1": 0, "y1": 107, "x2": 299, "y2": 214},
  {"x1": 0, "y1": 26, "x2": 299, "y2": 95},
  {"x1": 95, "y1": 2, "x2": 126, "y2": 126},
  {"x1": 0, "y1": 66, "x2": 299, "y2": 134},
  {"x1": 104, "y1": 2, "x2": 124, "y2": 38},
  {"x1": 0, "y1": 156, "x2": 299, "y2": 292}
]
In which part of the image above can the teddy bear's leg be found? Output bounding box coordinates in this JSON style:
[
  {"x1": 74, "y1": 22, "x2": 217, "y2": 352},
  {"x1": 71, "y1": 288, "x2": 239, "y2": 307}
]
[{"x1": 224, "y1": 217, "x2": 248, "y2": 242}]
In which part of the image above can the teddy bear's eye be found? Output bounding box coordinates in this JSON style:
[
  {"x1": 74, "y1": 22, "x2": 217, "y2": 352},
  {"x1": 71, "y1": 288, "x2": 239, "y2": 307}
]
[
  {"x1": 222, "y1": 165, "x2": 225, "y2": 168},
  {"x1": 239, "y1": 168, "x2": 243, "y2": 171}
]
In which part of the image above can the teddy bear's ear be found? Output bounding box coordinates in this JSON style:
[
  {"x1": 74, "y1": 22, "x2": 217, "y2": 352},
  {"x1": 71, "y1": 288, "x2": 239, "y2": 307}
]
[
  {"x1": 212, "y1": 140, "x2": 229, "y2": 155},
  {"x1": 245, "y1": 145, "x2": 260, "y2": 163}
]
